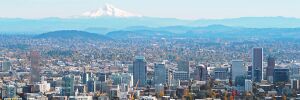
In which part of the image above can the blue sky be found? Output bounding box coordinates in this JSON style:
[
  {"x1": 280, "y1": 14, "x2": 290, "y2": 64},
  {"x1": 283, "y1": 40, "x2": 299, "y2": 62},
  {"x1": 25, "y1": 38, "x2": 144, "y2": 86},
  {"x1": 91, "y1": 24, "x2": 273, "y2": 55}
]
[{"x1": 1, "y1": 0, "x2": 300, "y2": 19}]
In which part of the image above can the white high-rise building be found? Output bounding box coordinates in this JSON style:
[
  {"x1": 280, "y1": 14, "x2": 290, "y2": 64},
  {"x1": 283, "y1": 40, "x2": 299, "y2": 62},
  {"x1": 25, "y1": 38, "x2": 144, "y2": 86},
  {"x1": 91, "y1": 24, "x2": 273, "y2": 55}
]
[
  {"x1": 245, "y1": 79, "x2": 253, "y2": 93},
  {"x1": 38, "y1": 81, "x2": 51, "y2": 93}
]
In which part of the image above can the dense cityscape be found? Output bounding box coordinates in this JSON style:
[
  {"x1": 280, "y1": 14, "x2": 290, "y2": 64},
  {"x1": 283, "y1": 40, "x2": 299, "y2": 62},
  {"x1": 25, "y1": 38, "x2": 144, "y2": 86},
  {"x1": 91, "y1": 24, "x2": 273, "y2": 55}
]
[
  {"x1": 0, "y1": 34, "x2": 300, "y2": 100},
  {"x1": 1, "y1": 0, "x2": 300, "y2": 100}
]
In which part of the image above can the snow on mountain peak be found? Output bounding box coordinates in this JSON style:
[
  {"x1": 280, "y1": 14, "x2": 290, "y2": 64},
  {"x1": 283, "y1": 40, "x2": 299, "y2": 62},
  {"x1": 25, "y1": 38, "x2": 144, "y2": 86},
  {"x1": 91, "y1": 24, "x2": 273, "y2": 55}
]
[{"x1": 82, "y1": 4, "x2": 142, "y2": 17}]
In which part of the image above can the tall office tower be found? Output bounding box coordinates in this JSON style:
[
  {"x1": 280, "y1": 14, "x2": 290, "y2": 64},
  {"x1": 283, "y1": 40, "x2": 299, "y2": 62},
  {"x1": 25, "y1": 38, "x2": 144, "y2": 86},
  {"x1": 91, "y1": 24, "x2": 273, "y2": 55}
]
[
  {"x1": 30, "y1": 51, "x2": 41, "y2": 83},
  {"x1": 82, "y1": 73, "x2": 88, "y2": 84},
  {"x1": 266, "y1": 56, "x2": 275, "y2": 82},
  {"x1": 252, "y1": 48, "x2": 263, "y2": 82},
  {"x1": 82, "y1": 67, "x2": 93, "y2": 84},
  {"x1": 231, "y1": 60, "x2": 245, "y2": 82},
  {"x1": 96, "y1": 72, "x2": 106, "y2": 82},
  {"x1": 247, "y1": 66, "x2": 252, "y2": 79},
  {"x1": 154, "y1": 63, "x2": 169, "y2": 85},
  {"x1": 87, "y1": 79, "x2": 95, "y2": 92},
  {"x1": 133, "y1": 56, "x2": 147, "y2": 87},
  {"x1": 194, "y1": 65, "x2": 207, "y2": 81},
  {"x1": 82, "y1": 73, "x2": 92, "y2": 84},
  {"x1": 62, "y1": 75, "x2": 74, "y2": 96}
]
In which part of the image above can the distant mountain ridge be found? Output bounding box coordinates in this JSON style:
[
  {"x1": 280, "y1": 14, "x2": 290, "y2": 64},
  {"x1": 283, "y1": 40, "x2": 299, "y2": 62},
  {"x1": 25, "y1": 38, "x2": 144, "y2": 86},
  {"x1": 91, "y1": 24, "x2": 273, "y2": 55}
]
[
  {"x1": 35, "y1": 30, "x2": 111, "y2": 40},
  {"x1": 106, "y1": 25, "x2": 300, "y2": 39},
  {"x1": 1, "y1": 16, "x2": 300, "y2": 34},
  {"x1": 30, "y1": 24, "x2": 300, "y2": 40}
]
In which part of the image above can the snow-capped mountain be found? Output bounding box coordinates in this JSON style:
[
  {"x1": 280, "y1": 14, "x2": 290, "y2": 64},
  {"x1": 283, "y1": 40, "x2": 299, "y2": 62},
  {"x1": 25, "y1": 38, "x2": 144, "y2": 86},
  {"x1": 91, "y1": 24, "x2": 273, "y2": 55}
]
[{"x1": 82, "y1": 4, "x2": 142, "y2": 17}]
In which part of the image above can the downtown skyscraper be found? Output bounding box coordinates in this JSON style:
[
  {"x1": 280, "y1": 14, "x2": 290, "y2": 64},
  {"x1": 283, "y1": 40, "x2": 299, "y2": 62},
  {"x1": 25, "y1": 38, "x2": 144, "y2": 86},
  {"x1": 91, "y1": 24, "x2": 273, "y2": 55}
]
[
  {"x1": 154, "y1": 63, "x2": 170, "y2": 85},
  {"x1": 252, "y1": 48, "x2": 263, "y2": 82},
  {"x1": 194, "y1": 64, "x2": 208, "y2": 81},
  {"x1": 133, "y1": 56, "x2": 147, "y2": 87},
  {"x1": 231, "y1": 60, "x2": 245, "y2": 82},
  {"x1": 30, "y1": 51, "x2": 41, "y2": 83},
  {"x1": 266, "y1": 56, "x2": 275, "y2": 82}
]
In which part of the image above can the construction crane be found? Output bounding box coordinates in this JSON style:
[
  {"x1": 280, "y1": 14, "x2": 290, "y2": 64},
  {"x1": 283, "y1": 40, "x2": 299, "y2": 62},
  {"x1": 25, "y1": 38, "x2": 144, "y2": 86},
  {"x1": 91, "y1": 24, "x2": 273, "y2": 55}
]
[
  {"x1": 283, "y1": 95, "x2": 287, "y2": 100},
  {"x1": 159, "y1": 90, "x2": 164, "y2": 97},
  {"x1": 224, "y1": 91, "x2": 228, "y2": 100},
  {"x1": 96, "y1": 92, "x2": 107, "y2": 97},
  {"x1": 183, "y1": 88, "x2": 192, "y2": 100},
  {"x1": 211, "y1": 91, "x2": 216, "y2": 98},
  {"x1": 230, "y1": 95, "x2": 234, "y2": 100},
  {"x1": 131, "y1": 80, "x2": 139, "y2": 100}
]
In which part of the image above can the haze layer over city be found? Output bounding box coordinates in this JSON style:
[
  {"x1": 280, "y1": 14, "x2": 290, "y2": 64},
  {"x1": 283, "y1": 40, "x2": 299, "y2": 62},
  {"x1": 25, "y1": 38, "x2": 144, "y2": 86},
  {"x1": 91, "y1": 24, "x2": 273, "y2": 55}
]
[{"x1": 1, "y1": 0, "x2": 300, "y2": 100}]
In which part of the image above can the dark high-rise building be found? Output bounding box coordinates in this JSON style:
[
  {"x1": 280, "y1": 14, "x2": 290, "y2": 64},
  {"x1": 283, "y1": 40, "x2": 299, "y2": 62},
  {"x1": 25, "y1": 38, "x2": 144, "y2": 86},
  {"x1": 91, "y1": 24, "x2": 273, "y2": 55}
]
[
  {"x1": 96, "y1": 72, "x2": 106, "y2": 82},
  {"x1": 82, "y1": 72, "x2": 92, "y2": 84},
  {"x1": 247, "y1": 66, "x2": 252, "y2": 79},
  {"x1": 30, "y1": 51, "x2": 41, "y2": 83},
  {"x1": 82, "y1": 67, "x2": 93, "y2": 84},
  {"x1": 252, "y1": 48, "x2": 263, "y2": 82},
  {"x1": 266, "y1": 56, "x2": 275, "y2": 82},
  {"x1": 87, "y1": 79, "x2": 95, "y2": 92},
  {"x1": 273, "y1": 68, "x2": 289, "y2": 83},
  {"x1": 235, "y1": 75, "x2": 246, "y2": 92},
  {"x1": 62, "y1": 75, "x2": 74, "y2": 96},
  {"x1": 133, "y1": 56, "x2": 147, "y2": 87},
  {"x1": 194, "y1": 65, "x2": 207, "y2": 81},
  {"x1": 235, "y1": 75, "x2": 246, "y2": 86}
]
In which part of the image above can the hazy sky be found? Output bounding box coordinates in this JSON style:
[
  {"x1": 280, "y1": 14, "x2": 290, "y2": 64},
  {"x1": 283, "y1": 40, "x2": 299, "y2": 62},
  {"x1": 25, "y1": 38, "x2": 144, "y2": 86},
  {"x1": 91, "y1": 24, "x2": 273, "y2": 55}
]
[{"x1": 1, "y1": 0, "x2": 300, "y2": 19}]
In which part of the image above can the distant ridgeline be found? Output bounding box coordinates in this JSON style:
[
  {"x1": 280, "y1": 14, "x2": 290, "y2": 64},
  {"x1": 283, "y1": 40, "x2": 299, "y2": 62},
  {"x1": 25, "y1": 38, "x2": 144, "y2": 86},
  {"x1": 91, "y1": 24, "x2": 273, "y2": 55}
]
[
  {"x1": 1, "y1": 16, "x2": 300, "y2": 34},
  {"x1": 105, "y1": 25, "x2": 300, "y2": 40},
  {"x1": 23, "y1": 26, "x2": 300, "y2": 40},
  {"x1": 34, "y1": 30, "x2": 111, "y2": 40}
]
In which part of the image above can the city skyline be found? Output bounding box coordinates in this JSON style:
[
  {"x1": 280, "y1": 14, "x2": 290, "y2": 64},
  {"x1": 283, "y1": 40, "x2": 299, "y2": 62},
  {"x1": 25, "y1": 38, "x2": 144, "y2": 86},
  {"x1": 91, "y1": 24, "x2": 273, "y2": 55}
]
[{"x1": 1, "y1": 0, "x2": 300, "y2": 99}]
